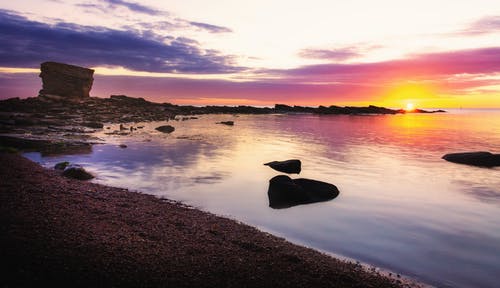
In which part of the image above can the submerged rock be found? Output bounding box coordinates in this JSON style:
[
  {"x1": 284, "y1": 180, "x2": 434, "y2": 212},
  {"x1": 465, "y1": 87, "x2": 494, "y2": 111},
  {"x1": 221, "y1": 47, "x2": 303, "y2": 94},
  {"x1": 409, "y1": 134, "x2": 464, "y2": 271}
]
[
  {"x1": 62, "y1": 164, "x2": 94, "y2": 180},
  {"x1": 155, "y1": 125, "x2": 175, "y2": 133},
  {"x1": 267, "y1": 175, "x2": 339, "y2": 209},
  {"x1": 442, "y1": 152, "x2": 500, "y2": 167},
  {"x1": 264, "y1": 159, "x2": 301, "y2": 174},
  {"x1": 39, "y1": 62, "x2": 94, "y2": 99}
]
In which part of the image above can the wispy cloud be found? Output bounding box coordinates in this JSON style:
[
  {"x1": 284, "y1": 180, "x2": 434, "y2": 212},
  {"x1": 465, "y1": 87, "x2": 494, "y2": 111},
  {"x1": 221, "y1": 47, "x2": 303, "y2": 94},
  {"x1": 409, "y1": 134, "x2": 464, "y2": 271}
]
[
  {"x1": 273, "y1": 47, "x2": 500, "y2": 84},
  {"x1": 456, "y1": 15, "x2": 500, "y2": 35},
  {"x1": 0, "y1": 9, "x2": 241, "y2": 74},
  {"x1": 298, "y1": 48, "x2": 360, "y2": 61},
  {"x1": 100, "y1": 0, "x2": 163, "y2": 16},
  {"x1": 298, "y1": 45, "x2": 382, "y2": 62},
  {"x1": 189, "y1": 21, "x2": 232, "y2": 33}
]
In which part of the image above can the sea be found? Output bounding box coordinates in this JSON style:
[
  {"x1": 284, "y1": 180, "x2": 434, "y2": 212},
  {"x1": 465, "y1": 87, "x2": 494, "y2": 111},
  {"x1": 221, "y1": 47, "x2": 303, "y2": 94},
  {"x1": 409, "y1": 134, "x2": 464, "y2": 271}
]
[{"x1": 25, "y1": 109, "x2": 500, "y2": 288}]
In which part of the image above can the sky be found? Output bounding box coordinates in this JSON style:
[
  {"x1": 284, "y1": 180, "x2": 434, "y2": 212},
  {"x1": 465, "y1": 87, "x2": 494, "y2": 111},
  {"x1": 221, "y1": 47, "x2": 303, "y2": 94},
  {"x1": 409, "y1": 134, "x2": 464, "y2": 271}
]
[{"x1": 1, "y1": 0, "x2": 500, "y2": 108}]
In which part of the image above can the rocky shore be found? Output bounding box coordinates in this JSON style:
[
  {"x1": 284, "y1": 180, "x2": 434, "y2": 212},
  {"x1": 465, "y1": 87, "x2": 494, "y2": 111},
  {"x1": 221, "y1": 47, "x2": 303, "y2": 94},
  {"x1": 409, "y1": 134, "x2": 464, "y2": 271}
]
[{"x1": 0, "y1": 152, "x2": 419, "y2": 287}]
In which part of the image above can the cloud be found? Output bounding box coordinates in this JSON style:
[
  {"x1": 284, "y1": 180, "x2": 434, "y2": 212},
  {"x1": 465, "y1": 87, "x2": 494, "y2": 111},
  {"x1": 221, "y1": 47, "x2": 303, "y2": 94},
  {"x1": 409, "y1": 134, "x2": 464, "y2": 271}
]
[
  {"x1": 100, "y1": 0, "x2": 163, "y2": 16},
  {"x1": 189, "y1": 21, "x2": 232, "y2": 33},
  {"x1": 298, "y1": 45, "x2": 382, "y2": 61},
  {"x1": 457, "y1": 15, "x2": 500, "y2": 35},
  {"x1": 271, "y1": 47, "x2": 500, "y2": 84},
  {"x1": 0, "y1": 9, "x2": 241, "y2": 74},
  {"x1": 298, "y1": 48, "x2": 361, "y2": 61}
]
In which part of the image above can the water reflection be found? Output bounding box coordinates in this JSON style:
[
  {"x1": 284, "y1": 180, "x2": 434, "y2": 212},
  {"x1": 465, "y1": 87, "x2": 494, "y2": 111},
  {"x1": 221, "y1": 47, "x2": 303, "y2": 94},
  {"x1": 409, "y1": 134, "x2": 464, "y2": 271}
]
[{"x1": 24, "y1": 112, "x2": 500, "y2": 288}]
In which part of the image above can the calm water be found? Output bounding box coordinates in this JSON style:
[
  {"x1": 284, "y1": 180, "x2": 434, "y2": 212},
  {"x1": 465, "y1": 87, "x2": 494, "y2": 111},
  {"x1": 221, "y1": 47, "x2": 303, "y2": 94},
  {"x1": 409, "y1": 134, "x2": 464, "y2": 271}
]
[{"x1": 25, "y1": 110, "x2": 500, "y2": 288}]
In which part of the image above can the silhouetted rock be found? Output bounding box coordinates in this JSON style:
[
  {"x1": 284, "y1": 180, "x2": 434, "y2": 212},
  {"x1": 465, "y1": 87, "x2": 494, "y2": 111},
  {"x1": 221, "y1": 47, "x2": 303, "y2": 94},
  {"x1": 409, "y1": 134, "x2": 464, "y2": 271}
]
[
  {"x1": 442, "y1": 152, "x2": 500, "y2": 167},
  {"x1": 39, "y1": 62, "x2": 94, "y2": 99},
  {"x1": 264, "y1": 159, "x2": 301, "y2": 174},
  {"x1": 54, "y1": 161, "x2": 70, "y2": 170},
  {"x1": 62, "y1": 164, "x2": 94, "y2": 180},
  {"x1": 155, "y1": 125, "x2": 175, "y2": 133},
  {"x1": 217, "y1": 121, "x2": 234, "y2": 126},
  {"x1": 267, "y1": 175, "x2": 339, "y2": 209}
]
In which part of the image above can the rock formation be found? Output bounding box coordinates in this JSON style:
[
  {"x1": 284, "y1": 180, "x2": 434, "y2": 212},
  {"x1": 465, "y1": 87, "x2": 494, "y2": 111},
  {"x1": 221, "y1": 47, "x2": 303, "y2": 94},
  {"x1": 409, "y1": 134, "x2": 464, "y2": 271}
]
[
  {"x1": 267, "y1": 175, "x2": 339, "y2": 209},
  {"x1": 62, "y1": 164, "x2": 94, "y2": 180},
  {"x1": 264, "y1": 159, "x2": 301, "y2": 174},
  {"x1": 39, "y1": 62, "x2": 94, "y2": 99},
  {"x1": 155, "y1": 125, "x2": 175, "y2": 133},
  {"x1": 442, "y1": 152, "x2": 500, "y2": 167}
]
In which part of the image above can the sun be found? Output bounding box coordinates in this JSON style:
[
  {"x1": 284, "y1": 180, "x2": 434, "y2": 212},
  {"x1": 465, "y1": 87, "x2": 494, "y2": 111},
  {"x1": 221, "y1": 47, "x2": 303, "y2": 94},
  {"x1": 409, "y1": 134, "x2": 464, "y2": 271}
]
[{"x1": 405, "y1": 103, "x2": 415, "y2": 111}]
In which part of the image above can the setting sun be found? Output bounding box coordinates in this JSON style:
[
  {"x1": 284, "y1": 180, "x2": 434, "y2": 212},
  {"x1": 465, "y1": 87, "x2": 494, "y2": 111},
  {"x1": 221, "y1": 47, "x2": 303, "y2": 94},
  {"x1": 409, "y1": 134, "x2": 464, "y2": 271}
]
[{"x1": 405, "y1": 103, "x2": 415, "y2": 111}]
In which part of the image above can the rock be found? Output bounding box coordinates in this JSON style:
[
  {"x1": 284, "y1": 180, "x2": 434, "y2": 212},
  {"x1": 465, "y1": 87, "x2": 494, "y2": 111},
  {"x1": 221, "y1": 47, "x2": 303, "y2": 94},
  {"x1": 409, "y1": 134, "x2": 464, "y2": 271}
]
[
  {"x1": 264, "y1": 159, "x2": 301, "y2": 174},
  {"x1": 442, "y1": 152, "x2": 500, "y2": 167},
  {"x1": 267, "y1": 175, "x2": 339, "y2": 209},
  {"x1": 155, "y1": 125, "x2": 175, "y2": 133},
  {"x1": 54, "y1": 161, "x2": 69, "y2": 170},
  {"x1": 217, "y1": 121, "x2": 234, "y2": 126},
  {"x1": 119, "y1": 144, "x2": 127, "y2": 148},
  {"x1": 62, "y1": 164, "x2": 94, "y2": 180},
  {"x1": 39, "y1": 62, "x2": 94, "y2": 99}
]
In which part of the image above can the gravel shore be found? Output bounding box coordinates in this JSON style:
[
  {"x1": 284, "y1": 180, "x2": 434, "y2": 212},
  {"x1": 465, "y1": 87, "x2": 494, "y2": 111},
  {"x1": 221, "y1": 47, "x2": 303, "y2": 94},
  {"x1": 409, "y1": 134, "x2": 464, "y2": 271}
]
[{"x1": 0, "y1": 152, "x2": 416, "y2": 288}]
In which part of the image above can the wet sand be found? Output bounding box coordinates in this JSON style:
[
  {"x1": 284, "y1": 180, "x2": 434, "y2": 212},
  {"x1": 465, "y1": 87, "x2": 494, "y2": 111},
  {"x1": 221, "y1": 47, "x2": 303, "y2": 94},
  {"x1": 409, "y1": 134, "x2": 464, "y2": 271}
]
[{"x1": 0, "y1": 152, "x2": 417, "y2": 287}]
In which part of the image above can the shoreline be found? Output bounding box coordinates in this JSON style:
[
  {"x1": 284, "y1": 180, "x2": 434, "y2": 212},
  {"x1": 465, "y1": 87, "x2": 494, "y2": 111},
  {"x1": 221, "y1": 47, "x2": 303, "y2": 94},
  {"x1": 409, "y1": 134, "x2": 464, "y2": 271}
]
[{"x1": 0, "y1": 152, "x2": 424, "y2": 287}]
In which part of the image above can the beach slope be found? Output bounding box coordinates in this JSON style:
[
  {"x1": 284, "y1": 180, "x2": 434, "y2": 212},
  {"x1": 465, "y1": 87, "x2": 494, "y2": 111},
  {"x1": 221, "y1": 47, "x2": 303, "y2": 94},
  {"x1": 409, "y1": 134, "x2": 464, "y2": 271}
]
[{"x1": 0, "y1": 152, "x2": 410, "y2": 287}]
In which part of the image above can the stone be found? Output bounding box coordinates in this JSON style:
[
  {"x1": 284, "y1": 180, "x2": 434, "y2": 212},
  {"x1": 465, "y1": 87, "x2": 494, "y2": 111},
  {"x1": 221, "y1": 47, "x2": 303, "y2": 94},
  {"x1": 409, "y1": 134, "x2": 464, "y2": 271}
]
[
  {"x1": 62, "y1": 164, "x2": 94, "y2": 180},
  {"x1": 267, "y1": 175, "x2": 339, "y2": 209},
  {"x1": 217, "y1": 121, "x2": 234, "y2": 126},
  {"x1": 442, "y1": 152, "x2": 500, "y2": 167},
  {"x1": 39, "y1": 62, "x2": 94, "y2": 99},
  {"x1": 264, "y1": 159, "x2": 301, "y2": 174},
  {"x1": 155, "y1": 125, "x2": 175, "y2": 133},
  {"x1": 54, "y1": 161, "x2": 70, "y2": 170}
]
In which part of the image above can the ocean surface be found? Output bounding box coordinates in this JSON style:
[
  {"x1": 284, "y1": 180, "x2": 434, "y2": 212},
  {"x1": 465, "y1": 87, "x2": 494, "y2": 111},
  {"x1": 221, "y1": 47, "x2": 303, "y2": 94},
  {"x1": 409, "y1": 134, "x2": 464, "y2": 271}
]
[{"x1": 25, "y1": 109, "x2": 500, "y2": 288}]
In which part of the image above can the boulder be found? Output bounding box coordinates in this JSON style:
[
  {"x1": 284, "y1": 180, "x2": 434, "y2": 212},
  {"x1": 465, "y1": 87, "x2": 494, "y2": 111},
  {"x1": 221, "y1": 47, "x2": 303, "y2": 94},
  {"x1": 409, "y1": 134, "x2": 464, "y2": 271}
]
[
  {"x1": 264, "y1": 159, "x2": 301, "y2": 174},
  {"x1": 39, "y1": 62, "x2": 94, "y2": 99},
  {"x1": 442, "y1": 152, "x2": 500, "y2": 167},
  {"x1": 217, "y1": 121, "x2": 234, "y2": 126},
  {"x1": 62, "y1": 164, "x2": 94, "y2": 180},
  {"x1": 155, "y1": 125, "x2": 175, "y2": 133},
  {"x1": 54, "y1": 161, "x2": 69, "y2": 170},
  {"x1": 267, "y1": 175, "x2": 339, "y2": 209}
]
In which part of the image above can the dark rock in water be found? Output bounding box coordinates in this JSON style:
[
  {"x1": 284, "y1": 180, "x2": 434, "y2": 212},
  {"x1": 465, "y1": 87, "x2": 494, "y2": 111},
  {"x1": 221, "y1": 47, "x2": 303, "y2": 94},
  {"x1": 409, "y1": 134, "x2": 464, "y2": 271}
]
[
  {"x1": 267, "y1": 175, "x2": 339, "y2": 209},
  {"x1": 83, "y1": 121, "x2": 104, "y2": 129},
  {"x1": 442, "y1": 152, "x2": 500, "y2": 167},
  {"x1": 54, "y1": 161, "x2": 70, "y2": 170},
  {"x1": 155, "y1": 125, "x2": 175, "y2": 133},
  {"x1": 119, "y1": 144, "x2": 127, "y2": 148},
  {"x1": 217, "y1": 121, "x2": 234, "y2": 126},
  {"x1": 264, "y1": 159, "x2": 301, "y2": 174},
  {"x1": 39, "y1": 62, "x2": 94, "y2": 99},
  {"x1": 62, "y1": 164, "x2": 94, "y2": 180}
]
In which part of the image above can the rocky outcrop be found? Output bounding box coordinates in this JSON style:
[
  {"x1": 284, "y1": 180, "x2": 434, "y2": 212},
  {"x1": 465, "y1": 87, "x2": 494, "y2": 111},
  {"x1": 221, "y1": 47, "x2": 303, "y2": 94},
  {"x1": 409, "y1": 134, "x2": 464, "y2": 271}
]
[
  {"x1": 39, "y1": 62, "x2": 94, "y2": 99},
  {"x1": 442, "y1": 152, "x2": 500, "y2": 167},
  {"x1": 62, "y1": 164, "x2": 94, "y2": 180},
  {"x1": 217, "y1": 121, "x2": 234, "y2": 126},
  {"x1": 264, "y1": 159, "x2": 301, "y2": 174},
  {"x1": 155, "y1": 125, "x2": 175, "y2": 133},
  {"x1": 267, "y1": 175, "x2": 339, "y2": 209}
]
